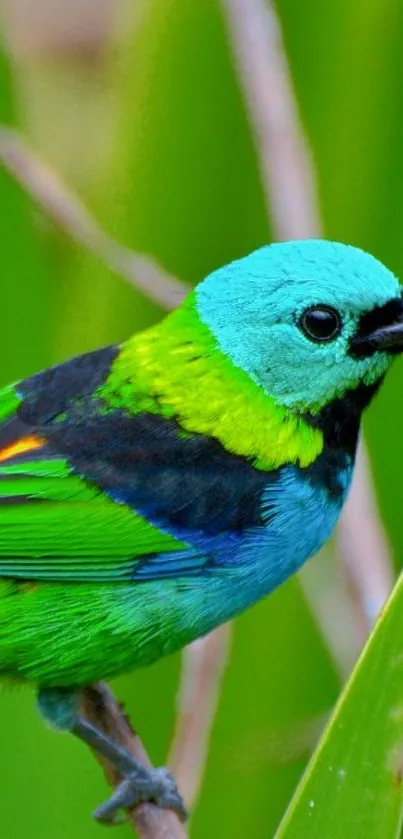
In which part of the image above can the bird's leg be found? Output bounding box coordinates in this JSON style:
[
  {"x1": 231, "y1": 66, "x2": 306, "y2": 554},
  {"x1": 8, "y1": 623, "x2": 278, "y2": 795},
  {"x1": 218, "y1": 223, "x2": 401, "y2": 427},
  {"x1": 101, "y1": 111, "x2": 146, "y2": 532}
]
[{"x1": 37, "y1": 687, "x2": 186, "y2": 825}]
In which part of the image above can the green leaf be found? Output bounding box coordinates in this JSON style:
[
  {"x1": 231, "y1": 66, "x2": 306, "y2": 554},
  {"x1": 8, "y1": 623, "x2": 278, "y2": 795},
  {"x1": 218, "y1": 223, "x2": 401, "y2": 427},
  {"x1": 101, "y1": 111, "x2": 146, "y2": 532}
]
[{"x1": 276, "y1": 573, "x2": 403, "y2": 839}]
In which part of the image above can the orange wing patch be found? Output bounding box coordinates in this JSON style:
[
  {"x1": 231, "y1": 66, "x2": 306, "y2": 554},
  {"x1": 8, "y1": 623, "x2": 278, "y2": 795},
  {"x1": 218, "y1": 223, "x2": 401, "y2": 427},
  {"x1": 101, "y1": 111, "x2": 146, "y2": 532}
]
[{"x1": 0, "y1": 435, "x2": 46, "y2": 464}]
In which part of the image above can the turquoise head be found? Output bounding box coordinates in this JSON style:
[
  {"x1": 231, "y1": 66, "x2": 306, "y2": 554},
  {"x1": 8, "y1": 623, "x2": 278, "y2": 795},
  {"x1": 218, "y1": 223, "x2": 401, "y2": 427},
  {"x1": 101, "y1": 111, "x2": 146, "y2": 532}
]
[{"x1": 195, "y1": 240, "x2": 403, "y2": 416}]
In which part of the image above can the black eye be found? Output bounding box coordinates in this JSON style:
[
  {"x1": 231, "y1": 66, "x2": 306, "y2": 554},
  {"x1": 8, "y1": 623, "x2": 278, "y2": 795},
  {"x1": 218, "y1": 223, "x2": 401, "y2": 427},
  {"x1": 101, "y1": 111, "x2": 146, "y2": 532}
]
[{"x1": 299, "y1": 305, "x2": 342, "y2": 343}]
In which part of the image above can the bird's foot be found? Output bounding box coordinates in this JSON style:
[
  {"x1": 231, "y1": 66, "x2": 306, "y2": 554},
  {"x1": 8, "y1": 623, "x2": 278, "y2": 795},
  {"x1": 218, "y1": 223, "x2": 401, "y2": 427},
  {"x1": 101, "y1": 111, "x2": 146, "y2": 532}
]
[
  {"x1": 37, "y1": 687, "x2": 187, "y2": 825},
  {"x1": 94, "y1": 765, "x2": 186, "y2": 825}
]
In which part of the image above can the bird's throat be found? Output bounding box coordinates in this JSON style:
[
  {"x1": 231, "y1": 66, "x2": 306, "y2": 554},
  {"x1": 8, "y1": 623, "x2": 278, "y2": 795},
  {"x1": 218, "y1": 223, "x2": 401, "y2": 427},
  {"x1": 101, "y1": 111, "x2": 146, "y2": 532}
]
[
  {"x1": 100, "y1": 295, "x2": 324, "y2": 471},
  {"x1": 304, "y1": 378, "x2": 383, "y2": 457}
]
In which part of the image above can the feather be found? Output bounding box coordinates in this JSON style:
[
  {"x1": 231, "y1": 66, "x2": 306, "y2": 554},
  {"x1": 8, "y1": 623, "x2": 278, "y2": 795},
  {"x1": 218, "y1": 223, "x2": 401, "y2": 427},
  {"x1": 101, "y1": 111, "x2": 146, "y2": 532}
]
[{"x1": 0, "y1": 373, "x2": 191, "y2": 581}]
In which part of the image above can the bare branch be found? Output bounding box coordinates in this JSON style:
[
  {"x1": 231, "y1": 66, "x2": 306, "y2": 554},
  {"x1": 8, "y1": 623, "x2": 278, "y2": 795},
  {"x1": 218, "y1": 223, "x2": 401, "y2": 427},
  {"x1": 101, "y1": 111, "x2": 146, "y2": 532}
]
[
  {"x1": 221, "y1": 0, "x2": 321, "y2": 239},
  {"x1": 1, "y1": 0, "x2": 114, "y2": 57},
  {"x1": 0, "y1": 127, "x2": 187, "y2": 310},
  {"x1": 336, "y1": 440, "x2": 394, "y2": 625},
  {"x1": 81, "y1": 682, "x2": 188, "y2": 839},
  {"x1": 169, "y1": 625, "x2": 231, "y2": 807},
  {"x1": 221, "y1": 0, "x2": 394, "y2": 632}
]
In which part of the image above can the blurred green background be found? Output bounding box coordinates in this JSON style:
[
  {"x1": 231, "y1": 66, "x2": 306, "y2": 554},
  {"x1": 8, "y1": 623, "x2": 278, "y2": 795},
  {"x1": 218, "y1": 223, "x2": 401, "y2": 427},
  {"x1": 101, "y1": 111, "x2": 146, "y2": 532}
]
[{"x1": 0, "y1": 0, "x2": 401, "y2": 837}]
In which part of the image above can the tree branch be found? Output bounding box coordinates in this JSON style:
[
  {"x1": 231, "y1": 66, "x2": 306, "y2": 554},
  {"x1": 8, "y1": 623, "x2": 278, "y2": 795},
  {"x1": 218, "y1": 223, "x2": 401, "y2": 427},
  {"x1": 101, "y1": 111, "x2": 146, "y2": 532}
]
[
  {"x1": 169, "y1": 624, "x2": 231, "y2": 807},
  {"x1": 221, "y1": 0, "x2": 321, "y2": 239},
  {"x1": 0, "y1": 127, "x2": 187, "y2": 311},
  {"x1": 336, "y1": 440, "x2": 393, "y2": 625},
  {"x1": 81, "y1": 682, "x2": 188, "y2": 839}
]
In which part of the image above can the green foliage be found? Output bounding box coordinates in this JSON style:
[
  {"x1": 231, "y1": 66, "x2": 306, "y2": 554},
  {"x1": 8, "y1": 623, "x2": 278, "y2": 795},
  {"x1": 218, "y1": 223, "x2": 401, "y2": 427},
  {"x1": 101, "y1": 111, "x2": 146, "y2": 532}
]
[
  {"x1": 0, "y1": 1, "x2": 402, "y2": 837},
  {"x1": 276, "y1": 574, "x2": 403, "y2": 838}
]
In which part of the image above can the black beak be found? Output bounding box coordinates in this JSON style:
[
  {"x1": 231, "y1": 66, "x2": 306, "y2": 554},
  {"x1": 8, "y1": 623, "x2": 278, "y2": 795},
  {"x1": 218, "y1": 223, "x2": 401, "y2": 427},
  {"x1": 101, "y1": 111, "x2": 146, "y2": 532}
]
[
  {"x1": 363, "y1": 321, "x2": 403, "y2": 352},
  {"x1": 350, "y1": 296, "x2": 403, "y2": 357}
]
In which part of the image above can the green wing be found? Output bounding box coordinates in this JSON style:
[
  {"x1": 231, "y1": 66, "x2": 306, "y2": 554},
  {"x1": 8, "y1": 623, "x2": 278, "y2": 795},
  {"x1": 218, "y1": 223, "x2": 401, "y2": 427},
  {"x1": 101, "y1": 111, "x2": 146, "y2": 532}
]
[{"x1": 0, "y1": 383, "x2": 187, "y2": 581}]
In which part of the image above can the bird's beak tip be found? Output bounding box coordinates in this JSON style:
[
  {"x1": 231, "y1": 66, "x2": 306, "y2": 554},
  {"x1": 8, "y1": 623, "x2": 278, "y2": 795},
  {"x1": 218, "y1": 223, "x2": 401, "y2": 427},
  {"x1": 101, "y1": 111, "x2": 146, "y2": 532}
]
[
  {"x1": 351, "y1": 319, "x2": 403, "y2": 357},
  {"x1": 368, "y1": 321, "x2": 403, "y2": 352}
]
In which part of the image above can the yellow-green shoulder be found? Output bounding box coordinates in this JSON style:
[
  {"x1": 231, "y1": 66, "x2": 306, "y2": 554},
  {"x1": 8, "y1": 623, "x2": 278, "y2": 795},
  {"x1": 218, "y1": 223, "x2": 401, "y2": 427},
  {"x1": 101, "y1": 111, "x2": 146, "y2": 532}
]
[{"x1": 100, "y1": 295, "x2": 323, "y2": 470}]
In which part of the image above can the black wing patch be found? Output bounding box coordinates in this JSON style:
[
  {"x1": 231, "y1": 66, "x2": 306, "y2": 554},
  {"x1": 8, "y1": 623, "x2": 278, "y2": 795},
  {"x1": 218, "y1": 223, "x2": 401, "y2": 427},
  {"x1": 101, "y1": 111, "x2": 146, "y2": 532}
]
[
  {"x1": 18, "y1": 345, "x2": 119, "y2": 425},
  {"x1": 24, "y1": 408, "x2": 274, "y2": 536},
  {"x1": 15, "y1": 344, "x2": 274, "y2": 537}
]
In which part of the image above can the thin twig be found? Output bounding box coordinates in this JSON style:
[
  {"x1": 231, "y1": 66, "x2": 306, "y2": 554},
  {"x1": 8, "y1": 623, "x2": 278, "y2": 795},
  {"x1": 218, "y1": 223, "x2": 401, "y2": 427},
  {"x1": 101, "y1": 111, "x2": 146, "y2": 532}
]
[
  {"x1": 221, "y1": 0, "x2": 321, "y2": 239},
  {"x1": 81, "y1": 682, "x2": 188, "y2": 839},
  {"x1": 169, "y1": 625, "x2": 231, "y2": 806},
  {"x1": 336, "y1": 440, "x2": 393, "y2": 625},
  {"x1": 221, "y1": 0, "x2": 394, "y2": 633},
  {"x1": 0, "y1": 127, "x2": 187, "y2": 310}
]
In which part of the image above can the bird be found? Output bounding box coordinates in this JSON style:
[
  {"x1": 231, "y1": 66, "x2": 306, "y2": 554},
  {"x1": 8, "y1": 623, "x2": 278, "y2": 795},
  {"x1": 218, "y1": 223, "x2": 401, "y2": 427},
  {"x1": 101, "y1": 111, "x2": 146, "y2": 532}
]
[{"x1": 0, "y1": 238, "x2": 401, "y2": 823}]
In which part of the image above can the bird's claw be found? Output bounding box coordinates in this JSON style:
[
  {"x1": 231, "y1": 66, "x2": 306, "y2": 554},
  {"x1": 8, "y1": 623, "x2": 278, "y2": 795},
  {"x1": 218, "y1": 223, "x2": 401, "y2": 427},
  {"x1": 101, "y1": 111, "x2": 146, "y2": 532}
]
[{"x1": 94, "y1": 766, "x2": 187, "y2": 826}]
